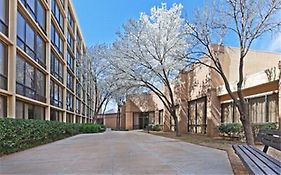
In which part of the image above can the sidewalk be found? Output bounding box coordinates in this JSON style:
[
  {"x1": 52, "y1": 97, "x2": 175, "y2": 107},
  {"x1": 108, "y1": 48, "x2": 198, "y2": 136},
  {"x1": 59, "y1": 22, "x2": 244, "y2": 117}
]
[{"x1": 0, "y1": 131, "x2": 233, "y2": 175}]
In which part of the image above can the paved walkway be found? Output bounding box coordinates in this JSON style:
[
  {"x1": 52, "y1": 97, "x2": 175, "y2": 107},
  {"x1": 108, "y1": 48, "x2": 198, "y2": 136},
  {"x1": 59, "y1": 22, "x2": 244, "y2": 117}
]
[{"x1": 0, "y1": 131, "x2": 233, "y2": 175}]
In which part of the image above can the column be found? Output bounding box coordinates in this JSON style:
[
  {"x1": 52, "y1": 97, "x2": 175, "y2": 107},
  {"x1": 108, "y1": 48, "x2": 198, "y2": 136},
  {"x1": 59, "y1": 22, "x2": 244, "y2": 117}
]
[
  {"x1": 45, "y1": 0, "x2": 51, "y2": 121},
  {"x1": 7, "y1": 0, "x2": 17, "y2": 118}
]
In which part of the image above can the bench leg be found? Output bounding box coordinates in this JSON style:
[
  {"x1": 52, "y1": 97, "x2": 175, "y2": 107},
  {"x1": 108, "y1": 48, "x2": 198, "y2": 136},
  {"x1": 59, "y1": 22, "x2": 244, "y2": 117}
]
[{"x1": 263, "y1": 145, "x2": 269, "y2": 153}]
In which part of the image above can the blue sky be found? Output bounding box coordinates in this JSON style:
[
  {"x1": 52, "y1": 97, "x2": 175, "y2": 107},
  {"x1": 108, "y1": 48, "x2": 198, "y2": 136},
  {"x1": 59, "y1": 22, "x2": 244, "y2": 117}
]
[
  {"x1": 73, "y1": 0, "x2": 280, "y2": 52},
  {"x1": 73, "y1": 0, "x2": 205, "y2": 45}
]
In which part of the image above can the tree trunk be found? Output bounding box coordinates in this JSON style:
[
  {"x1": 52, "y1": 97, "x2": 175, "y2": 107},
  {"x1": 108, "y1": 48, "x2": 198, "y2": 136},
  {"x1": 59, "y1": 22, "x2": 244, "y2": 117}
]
[
  {"x1": 171, "y1": 109, "x2": 181, "y2": 137},
  {"x1": 239, "y1": 103, "x2": 255, "y2": 145}
]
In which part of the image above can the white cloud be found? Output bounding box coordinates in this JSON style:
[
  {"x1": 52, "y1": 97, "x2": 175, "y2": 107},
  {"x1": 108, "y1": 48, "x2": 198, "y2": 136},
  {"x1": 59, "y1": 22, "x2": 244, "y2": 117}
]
[{"x1": 268, "y1": 32, "x2": 281, "y2": 52}]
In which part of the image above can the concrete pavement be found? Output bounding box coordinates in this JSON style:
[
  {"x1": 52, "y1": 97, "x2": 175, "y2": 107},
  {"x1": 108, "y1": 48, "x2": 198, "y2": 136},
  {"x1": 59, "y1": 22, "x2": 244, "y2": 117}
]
[{"x1": 0, "y1": 131, "x2": 233, "y2": 175}]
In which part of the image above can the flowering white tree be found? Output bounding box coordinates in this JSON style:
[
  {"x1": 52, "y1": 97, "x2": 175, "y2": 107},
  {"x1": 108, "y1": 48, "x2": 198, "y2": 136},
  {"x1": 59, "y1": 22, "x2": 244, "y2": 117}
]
[
  {"x1": 108, "y1": 3, "x2": 191, "y2": 136},
  {"x1": 186, "y1": 0, "x2": 281, "y2": 145},
  {"x1": 85, "y1": 45, "x2": 140, "y2": 121},
  {"x1": 84, "y1": 45, "x2": 121, "y2": 120}
]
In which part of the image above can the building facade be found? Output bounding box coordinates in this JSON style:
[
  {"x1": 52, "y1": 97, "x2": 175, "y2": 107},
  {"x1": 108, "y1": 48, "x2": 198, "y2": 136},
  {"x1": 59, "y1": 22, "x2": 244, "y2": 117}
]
[
  {"x1": 0, "y1": 0, "x2": 95, "y2": 123},
  {"x1": 117, "y1": 46, "x2": 281, "y2": 135}
]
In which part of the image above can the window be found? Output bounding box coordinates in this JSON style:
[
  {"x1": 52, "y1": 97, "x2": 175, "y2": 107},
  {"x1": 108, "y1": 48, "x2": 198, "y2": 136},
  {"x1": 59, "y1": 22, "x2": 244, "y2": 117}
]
[
  {"x1": 76, "y1": 83, "x2": 81, "y2": 98},
  {"x1": 76, "y1": 63, "x2": 81, "y2": 81},
  {"x1": 50, "y1": 109, "x2": 63, "y2": 122},
  {"x1": 159, "y1": 110, "x2": 163, "y2": 125},
  {"x1": 0, "y1": 95, "x2": 7, "y2": 118},
  {"x1": 66, "y1": 91, "x2": 74, "y2": 112},
  {"x1": 51, "y1": 0, "x2": 64, "y2": 30},
  {"x1": 82, "y1": 103, "x2": 85, "y2": 115},
  {"x1": 76, "y1": 98, "x2": 81, "y2": 114},
  {"x1": 0, "y1": 42, "x2": 8, "y2": 90},
  {"x1": 0, "y1": 0, "x2": 8, "y2": 35},
  {"x1": 51, "y1": 21, "x2": 64, "y2": 57},
  {"x1": 50, "y1": 80, "x2": 63, "y2": 108},
  {"x1": 20, "y1": 0, "x2": 46, "y2": 31},
  {"x1": 77, "y1": 34, "x2": 81, "y2": 50},
  {"x1": 50, "y1": 52, "x2": 63, "y2": 82},
  {"x1": 75, "y1": 116, "x2": 80, "y2": 124},
  {"x1": 67, "y1": 50, "x2": 74, "y2": 71},
  {"x1": 67, "y1": 71, "x2": 74, "y2": 91},
  {"x1": 82, "y1": 89, "x2": 86, "y2": 103},
  {"x1": 17, "y1": 11, "x2": 46, "y2": 67},
  {"x1": 221, "y1": 93, "x2": 279, "y2": 124},
  {"x1": 188, "y1": 97, "x2": 207, "y2": 134},
  {"x1": 67, "y1": 7, "x2": 74, "y2": 30},
  {"x1": 16, "y1": 55, "x2": 46, "y2": 102},
  {"x1": 16, "y1": 100, "x2": 45, "y2": 120},
  {"x1": 67, "y1": 29, "x2": 74, "y2": 51},
  {"x1": 66, "y1": 113, "x2": 74, "y2": 123}
]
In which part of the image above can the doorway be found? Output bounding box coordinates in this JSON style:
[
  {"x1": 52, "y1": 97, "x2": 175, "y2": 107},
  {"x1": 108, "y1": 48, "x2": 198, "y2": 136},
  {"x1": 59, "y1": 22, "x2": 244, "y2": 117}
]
[{"x1": 187, "y1": 97, "x2": 207, "y2": 134}]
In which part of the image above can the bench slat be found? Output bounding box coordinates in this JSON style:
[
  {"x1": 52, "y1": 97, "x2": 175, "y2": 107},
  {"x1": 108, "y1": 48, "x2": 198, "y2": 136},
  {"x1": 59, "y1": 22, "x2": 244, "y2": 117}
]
[
  {"x1": 237, "y1": 145, "x2": 278, "y2": 175},
  {"x1": 249, "y1": 146, "x2": 281, "y2": 169},
  {"x1": 246, "y1": 146, "x2": 281, "y2": 174},
  {"x1": 257, "y1": 130, "x2": 281, "y2": 151},
  {"x1": 233, "y1": 145, "x2": 267, "y2": 175}
]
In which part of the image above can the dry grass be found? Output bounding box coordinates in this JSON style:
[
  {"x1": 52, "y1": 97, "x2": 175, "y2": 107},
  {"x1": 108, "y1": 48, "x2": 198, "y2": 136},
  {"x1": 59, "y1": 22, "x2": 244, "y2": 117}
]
[{"x1": 149, "y1": 131, "x2": 249, "y2": 175}]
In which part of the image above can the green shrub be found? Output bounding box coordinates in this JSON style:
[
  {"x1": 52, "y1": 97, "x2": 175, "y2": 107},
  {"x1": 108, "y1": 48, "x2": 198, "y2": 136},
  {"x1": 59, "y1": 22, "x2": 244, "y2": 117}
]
[
  {"x1": 79, "y1": 123, "x2": 106, "y2": 133},
  {"x1": 152, "y1": 124, "x2": 162, "y2": 131},
  {"x1": 0, "y1": 118, "x2": 105, "y2": 156},
  {"x1": 252, "y1": 122, "x2": 277, "y2": 141},
  {"x1": 218, "y1": 123, "x2": 242, "y2": 137},
  {"x1": 252, "y1": 122, "x2": 277, "y2": 130}
]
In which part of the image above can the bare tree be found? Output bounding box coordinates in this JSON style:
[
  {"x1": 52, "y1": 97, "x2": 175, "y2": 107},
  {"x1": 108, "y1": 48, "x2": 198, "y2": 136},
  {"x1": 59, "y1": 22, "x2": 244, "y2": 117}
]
[
  {"x1": 108, "y1": 3, "x2": 190, "y2": 136},
  {"x1": 186, "y1": 0, "x2": 281, "y2": 145}
]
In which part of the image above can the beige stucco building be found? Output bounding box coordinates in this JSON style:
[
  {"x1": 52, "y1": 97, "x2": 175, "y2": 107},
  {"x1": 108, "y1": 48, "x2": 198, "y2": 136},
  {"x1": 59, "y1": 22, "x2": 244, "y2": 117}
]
[
  {"x1": 117, "y1": 46, "x2": 281, "y2": 136},
  {"x1": 0, "y1": 0, "x2": 95, "y2": 123}
]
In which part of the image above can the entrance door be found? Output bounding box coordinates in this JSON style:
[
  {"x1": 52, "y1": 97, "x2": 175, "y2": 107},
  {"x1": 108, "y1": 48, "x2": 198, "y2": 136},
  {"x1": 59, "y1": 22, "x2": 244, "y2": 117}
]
[
  {"x1": 139, "y1": 117, "x2": 144, "y2": 129},
  {"x1": 188, "y1": 97, "x2": 207, "y2": 134}
]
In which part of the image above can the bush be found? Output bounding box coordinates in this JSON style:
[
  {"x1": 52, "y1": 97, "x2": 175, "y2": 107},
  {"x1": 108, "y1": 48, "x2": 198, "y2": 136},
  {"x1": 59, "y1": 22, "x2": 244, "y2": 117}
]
[
  {"x1": 152, "y1": 124, "x2": 162, "y2": 131},
  {"x1": 0, "y1": 118, "x2": 105, "y2": 156},
  {"x1": 218, "y1": 123, "x2": 243, "y2": 137},
  {"x1": 79, "y1": 123, "x2": 105, "y2": 133},
  {"x1": 252, "y1": 122, "x2": 277, "y2": 141}
]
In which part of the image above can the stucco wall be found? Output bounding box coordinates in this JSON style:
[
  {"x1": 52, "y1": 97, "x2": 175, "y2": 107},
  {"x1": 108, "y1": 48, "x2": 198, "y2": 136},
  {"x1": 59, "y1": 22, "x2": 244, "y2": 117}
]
[{"x1": 104, "y1": 113, "x2": 118, "y2": 129}]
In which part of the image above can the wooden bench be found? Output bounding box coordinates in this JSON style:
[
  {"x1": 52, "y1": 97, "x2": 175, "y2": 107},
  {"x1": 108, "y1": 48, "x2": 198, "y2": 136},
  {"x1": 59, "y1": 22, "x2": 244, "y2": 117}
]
[{"x1": 232, "y1": 129, "x2": 281, "y2": 175}]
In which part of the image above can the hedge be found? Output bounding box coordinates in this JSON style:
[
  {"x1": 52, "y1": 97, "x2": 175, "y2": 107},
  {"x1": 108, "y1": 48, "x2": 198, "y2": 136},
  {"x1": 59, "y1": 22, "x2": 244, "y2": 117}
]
[
  {"x1": 0, "y1": 118, "x2": 105, "y2": 156},
  {"x1": 218, "y1": 122, "x2": 278, "y2": 140}
]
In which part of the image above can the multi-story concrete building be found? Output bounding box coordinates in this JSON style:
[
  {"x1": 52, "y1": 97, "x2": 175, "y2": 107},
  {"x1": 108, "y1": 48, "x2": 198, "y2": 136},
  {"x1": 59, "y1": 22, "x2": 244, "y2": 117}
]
[
  {"x1": 0, "y1": 0, "x2": 95, "y2": 123},
  {"x1": 115, "y1": 46, "x2": 281, "y2": 136}
]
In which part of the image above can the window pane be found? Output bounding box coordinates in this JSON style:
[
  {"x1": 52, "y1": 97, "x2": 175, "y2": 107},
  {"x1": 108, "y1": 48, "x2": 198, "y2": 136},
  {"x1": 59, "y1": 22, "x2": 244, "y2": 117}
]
[
  {"x1": 37, "y1": 0, "x2": 46, "y2": 30},
  {"x1": 50, "y1": 80, "x2": 54, "y2": 99},
  {"x1": 34, "y1": 105, "x2": 45, "y2": 120},
  {"x1": 268, "y1": 94, "x2": 278, "y2": 122},
  {"x1": 27, "y1": 0, "x2": 36, "y2": 16},
  {"x1": 27, "y1": 103, "x2": 34, "y2": 119},
  {"x1": 16, "y1": 55, "x2": 25, "y2": 84},
  {"x1": 17, "y1": 12, "x2": 25, "y2": 44},
  {"x1": 0, "y1": 0, "x2": 7, "y2": 23},
  {"x1": 36, "y1": 70, "x2": 45, "y2": 97},
  {"x1": 0, "y1": 95, "x2": 7, "y2": 118},
  {"x1": 36, "y1": 35, "x2": 45, "y2": 64},
  {"x1": 0, "y1": 42, "x2": 7, "y2": 76},
  {"x1": 16, "y1": 101, "x2": 24, "y2": 119},
  {"x1": 51, "y1": 22, "x2": 55, "y2": 42},
  {"x1": 25, "y1": 62, "x2": 35, "y2": 88},
  {"x1": 26, "y1": 23, "x2": 35, "y2": 52}
]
